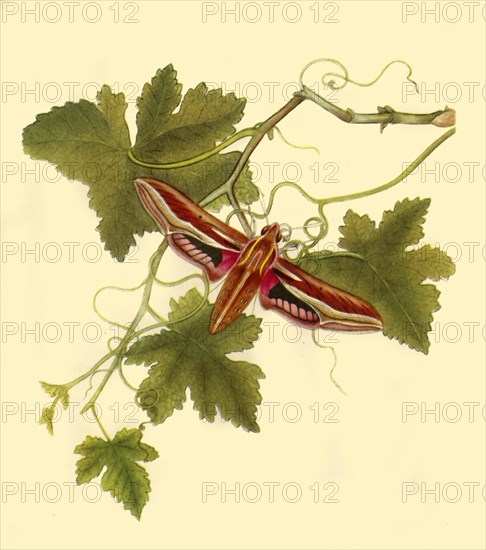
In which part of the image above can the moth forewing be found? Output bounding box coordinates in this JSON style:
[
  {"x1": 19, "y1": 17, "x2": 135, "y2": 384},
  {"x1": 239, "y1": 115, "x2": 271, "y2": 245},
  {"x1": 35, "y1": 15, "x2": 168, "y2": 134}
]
[
  {"x1": 134, "y1": 178, "x2": 247, "y2": 250},
  {"x1": 273, "y1": 259, "x2": 383, "y2": 332}
]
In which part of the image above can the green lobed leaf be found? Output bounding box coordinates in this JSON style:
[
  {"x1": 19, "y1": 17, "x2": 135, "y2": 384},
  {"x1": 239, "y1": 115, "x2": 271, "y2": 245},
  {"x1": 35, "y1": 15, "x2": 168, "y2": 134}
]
[
  {"x1": 74, "y1": 428, "x2": 158, "y2": 520},
  {"x1": 298, "y1": 198, "x2": 456, "y2": 354},
  {"x1": 126, "y1": 288, "x2": 264, "y2": 432},
  {"x1": 22, "y1": 86, "x2": 157, "y2": 261},
  {"x1": 133, "y1": 69, "x2": 246, "y2": 162},
  {"x1": 22, "y1": 65, "x2": 258, "y2": 261}
]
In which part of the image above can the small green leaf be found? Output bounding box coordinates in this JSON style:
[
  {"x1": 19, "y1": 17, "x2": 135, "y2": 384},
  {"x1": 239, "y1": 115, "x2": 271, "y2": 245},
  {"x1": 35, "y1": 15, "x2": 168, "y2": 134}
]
[
  {"x1": 126, "y1": 288, "x2": 264, "y2": 432},
  {"x1": 75, "y1": 428, "x2": 158, "y2": 520},
  {"x1": 40, "y1": 406, "x2": 56, "y2": 436},
  {"x1": 39, "y1": 382, "x2": 70, "y2": 435},
  {"x1": 299, "y1": 198, "x2": 456, "y2": 354},
  {"x1": 40, "y1": 381, "x2": 69, "y2": 408}
]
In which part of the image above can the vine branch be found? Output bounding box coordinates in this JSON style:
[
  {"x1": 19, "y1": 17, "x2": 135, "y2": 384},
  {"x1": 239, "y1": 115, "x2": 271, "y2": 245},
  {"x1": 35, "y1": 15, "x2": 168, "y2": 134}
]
[
  {"x1": 200, "y1": 95, "x2": 306, "y2": 234},
  {"x1": 80, "y1": 241, "x2": 168, "y2": 418},
  {"x1": 296, "y1": 85, "x2": 455, "y2": 132}
]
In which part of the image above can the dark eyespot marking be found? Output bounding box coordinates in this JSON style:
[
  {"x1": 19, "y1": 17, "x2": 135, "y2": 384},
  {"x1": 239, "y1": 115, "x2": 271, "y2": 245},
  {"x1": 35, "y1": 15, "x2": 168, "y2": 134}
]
[
  {"x1": 268, "y1": 282, "x2": 319, "y2": 322},
  {"x1": 173, "y1": 233, "x2": 222, "y2": 266}
]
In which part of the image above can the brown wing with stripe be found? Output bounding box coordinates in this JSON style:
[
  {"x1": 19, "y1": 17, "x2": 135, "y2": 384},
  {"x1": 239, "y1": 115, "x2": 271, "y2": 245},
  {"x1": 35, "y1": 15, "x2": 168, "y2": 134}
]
[
  {"x1": 259, "y1": 258, "x2": 383, "y2": 332},
  {"x1": 135, "y1": 178, "x2": 248, "y2": 281}
]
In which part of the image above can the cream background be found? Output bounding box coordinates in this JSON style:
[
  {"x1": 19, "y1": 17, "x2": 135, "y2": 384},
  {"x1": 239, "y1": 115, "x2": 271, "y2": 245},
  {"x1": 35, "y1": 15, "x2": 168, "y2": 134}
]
[{"x1": 1, "y1": 1, "x2": 485, "y2": 549}]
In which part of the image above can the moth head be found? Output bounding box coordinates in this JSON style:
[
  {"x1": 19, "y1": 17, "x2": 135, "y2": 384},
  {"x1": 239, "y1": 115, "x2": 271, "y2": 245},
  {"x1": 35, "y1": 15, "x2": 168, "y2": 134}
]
[{"x1": 261, "y1": 223, "x2": 282, "y2": 242}]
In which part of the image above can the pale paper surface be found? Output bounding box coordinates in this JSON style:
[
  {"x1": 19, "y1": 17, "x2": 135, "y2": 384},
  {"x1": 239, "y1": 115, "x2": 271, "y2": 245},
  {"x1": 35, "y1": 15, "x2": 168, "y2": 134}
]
[{"x1": 1, "y1": 1, "x2": 485, "y2": 549}]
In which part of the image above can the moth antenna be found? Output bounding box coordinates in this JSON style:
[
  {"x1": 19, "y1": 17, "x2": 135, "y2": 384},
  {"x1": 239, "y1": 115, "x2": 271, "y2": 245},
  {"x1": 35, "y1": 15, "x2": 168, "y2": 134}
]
[
  {"x1": 278, "y1": 223, "x2": 292, "y2": 243},
  {"x1": 286, "y1": 221, "x2": 323, "y2": 231},
  {"x1": 280, "y1": 239, "x2": 303, "y2": 260},
  {"x1": 279, "y1": 219, "x2": 324, "y2": 248}
]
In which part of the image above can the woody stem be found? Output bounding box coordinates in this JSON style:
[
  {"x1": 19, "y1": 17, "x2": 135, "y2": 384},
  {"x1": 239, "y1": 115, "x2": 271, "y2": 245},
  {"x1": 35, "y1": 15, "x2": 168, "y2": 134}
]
[
  {"x1": 200, "y1": 90, "x2": 454, "y2": 234},
  {"x1": 200, "y1": 95, "x2": 306, "y2": 234}
]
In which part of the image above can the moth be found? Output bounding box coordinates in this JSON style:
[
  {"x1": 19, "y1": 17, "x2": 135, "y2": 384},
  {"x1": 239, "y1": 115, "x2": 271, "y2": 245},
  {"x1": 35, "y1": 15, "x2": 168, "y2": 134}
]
[{"x1": 135, "y1": 178, "x2": 383, "y2": 335}]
